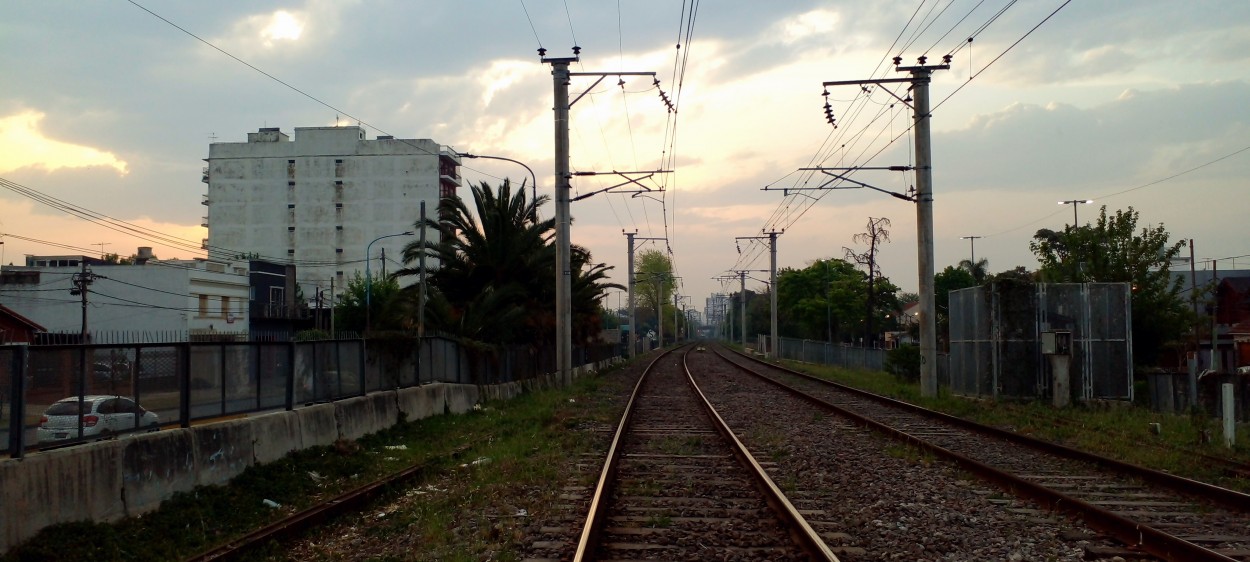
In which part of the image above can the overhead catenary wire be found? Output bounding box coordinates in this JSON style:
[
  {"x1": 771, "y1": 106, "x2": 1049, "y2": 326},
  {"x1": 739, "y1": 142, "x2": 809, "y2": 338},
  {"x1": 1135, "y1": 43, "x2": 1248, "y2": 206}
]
[
  {"x1": 125, "y1": 0, "x2": 504, "y2": 184},
  {"x1": 730, "y1": 0, "x2": 1072, "y2": 275}
]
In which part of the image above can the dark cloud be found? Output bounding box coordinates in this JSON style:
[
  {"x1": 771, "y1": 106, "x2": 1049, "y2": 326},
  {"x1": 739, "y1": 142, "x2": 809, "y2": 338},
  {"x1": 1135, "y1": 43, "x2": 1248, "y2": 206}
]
[{"x1": 934, "y1": 80, "x2": 1250, "y2": 193}]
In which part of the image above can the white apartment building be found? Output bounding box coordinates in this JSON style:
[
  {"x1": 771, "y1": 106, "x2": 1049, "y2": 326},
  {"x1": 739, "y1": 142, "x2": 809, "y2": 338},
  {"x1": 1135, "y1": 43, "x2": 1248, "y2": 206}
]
[
  {"x1": 0, "y1": 256, "x2": 251, "y2": 338},
  {"x1": 203, "y1": 126, "x2": 460, "y2": 297}
]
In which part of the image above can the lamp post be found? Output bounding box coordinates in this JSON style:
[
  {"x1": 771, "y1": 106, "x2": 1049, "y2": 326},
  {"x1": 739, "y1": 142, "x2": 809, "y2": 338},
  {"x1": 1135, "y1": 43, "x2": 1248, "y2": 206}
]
[
  {"x1": 1059, "y1": 200, "x2": 1093, "y2": 228},
  {"x1": 365, "y1": 231, "x2": 413, "y2": 333},
  {"x1": 960, "y1": 235, "x2": 981, "y2": 265},
  {"x1": 460, "y1": 153, "x2": 538, "y2": 221}
]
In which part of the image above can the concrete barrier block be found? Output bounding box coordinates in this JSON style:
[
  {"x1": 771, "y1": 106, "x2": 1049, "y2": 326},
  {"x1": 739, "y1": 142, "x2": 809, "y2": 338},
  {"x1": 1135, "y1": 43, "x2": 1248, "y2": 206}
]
[
  {"x1": 297, "y1": 404, "x2": 338, "y2": 449},
  {"x1": 445, "y1": 384, "x2": 479, "y2": 414},
  {"x1": 193, "y1": 419, "x2": 255, "y2": 487},
  {"x1": 397, "y1": 385, "x2": 444, "y2": 421},
  {"x1": 336, "y1": 392, "x2": 398, "y2": 441},
  {"x1": 251, "y1": 411, "x2": 303, "y2": 465},
  {"x1": 121, "y1": 429, "x2": 196, "y2": 516},
  {"x1": 0, "y1": 440, "x2": 124, "y2": 552}
]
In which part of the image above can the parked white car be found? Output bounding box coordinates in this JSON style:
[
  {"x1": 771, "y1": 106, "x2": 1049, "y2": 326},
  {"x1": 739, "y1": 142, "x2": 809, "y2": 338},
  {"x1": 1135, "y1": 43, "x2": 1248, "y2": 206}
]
[{"x1": 35, "y1": 395, "x2": 160, "y2": 443}]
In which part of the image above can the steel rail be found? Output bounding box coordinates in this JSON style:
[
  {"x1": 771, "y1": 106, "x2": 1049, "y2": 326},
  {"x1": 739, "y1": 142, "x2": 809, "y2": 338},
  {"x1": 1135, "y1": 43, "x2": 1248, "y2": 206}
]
[
  {"x1": 572, "y1": 347, "x2": 679, "y2": 562},
  {"x1": 183, "y1": 456, "x2": 444, "y2": 562},
  {"x1": 682, "y1": 347, "x2": 840, "y2": 562},
  {"x1": 712, "y1": 345, "x2": 1238, "y2": 562},
  {"x1": 726, "y1": 346, "x2": 1250, "y2": 513}
]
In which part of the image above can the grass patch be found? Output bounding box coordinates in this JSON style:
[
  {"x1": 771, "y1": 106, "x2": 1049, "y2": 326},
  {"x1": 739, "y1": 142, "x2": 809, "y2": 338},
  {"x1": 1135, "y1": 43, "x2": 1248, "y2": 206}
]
[
  {"x1": 780, "y1": 359, "x2": 1250, "y2": 492},
  {"x1": 651, "y1": 435, "x2": 704, "y2": 455},
  {"x1": 4, "y1": 363, "x2": 631, "y2": 562},
  {"x1": 643, "y1": 513, "x2": 673, "y2": 528}
]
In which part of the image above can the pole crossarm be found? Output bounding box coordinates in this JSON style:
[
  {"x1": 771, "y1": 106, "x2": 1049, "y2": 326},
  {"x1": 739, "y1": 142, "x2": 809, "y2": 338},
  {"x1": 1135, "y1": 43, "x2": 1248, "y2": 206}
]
[
  {"x1": 777, "y1": 167, "x2": 917, "y2": 202},
  {"x1": 822, "y1": 55, "x2": 949, "y2": 396},
  {"x1": 570, "y1": 170, "x2": 671, "y2": 202},
  {"x1": 567, "y1": 71, "x2": 657, "y2": 107}
]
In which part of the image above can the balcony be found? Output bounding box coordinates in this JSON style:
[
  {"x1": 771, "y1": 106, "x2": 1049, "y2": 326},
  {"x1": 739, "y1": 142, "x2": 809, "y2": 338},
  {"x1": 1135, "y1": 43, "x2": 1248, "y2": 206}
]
[
  {"x1": 200, "y1": 238, "x2": 208, "y2": 250},
  {"x1": 201, "y1": 216, "x2": 209, "y2": 228},
  {"x1": 201, "y1": 167, "x2": 210, "y2": 184},
  {"x1": 201, "y1": 194, "x2": 210, "y2": 206}
]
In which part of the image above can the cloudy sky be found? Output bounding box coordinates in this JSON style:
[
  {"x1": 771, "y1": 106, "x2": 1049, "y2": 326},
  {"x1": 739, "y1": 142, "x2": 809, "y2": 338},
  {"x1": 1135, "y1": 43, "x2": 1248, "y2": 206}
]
[{"x1": 2, "y1": 1, "x2": 1248, "y2": 313}]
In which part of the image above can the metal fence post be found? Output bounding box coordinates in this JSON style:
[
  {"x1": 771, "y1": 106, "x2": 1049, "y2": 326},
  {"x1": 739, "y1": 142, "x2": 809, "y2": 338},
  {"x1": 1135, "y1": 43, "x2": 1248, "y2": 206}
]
[
  {"x1": 9, "y1": 346, "x2": 28, "y2": 459},
  {"x1": 178, "y1": 342, "x2": 191, "y2": 428},
  {"x1": 357, "y1": 338, "x2": 366, "y2": 396},
  {"x1": 284, "y1": 341, "x2": 295, "y2": 411}
]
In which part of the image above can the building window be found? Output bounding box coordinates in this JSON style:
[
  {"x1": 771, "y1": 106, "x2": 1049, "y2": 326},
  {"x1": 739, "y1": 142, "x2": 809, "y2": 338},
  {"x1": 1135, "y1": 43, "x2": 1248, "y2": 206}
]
[
  {"x1": 288, "y1": 180, "x2": 295, "y2": 187},
  {"x1": 221, "y1": 296, "x2": 231, "y2": 318},
  {"x1": 288, "y1": 159, "x2": 295, "y2": 164},
  {"x1": 336, "y1": 271, "x2": 343, "y2": 277},
  {"x1": 335, "y1": 248, "x2": 343, "y2": 254},
  {"x1": 335, "y1": 180, "x2": 343, "y2": 186},
  {"x1": 335, "y1": 225, "x2": 343, "y2": 231},
  {"x1": 335, "y1": 203, "x2": 343, "y2": 209},
  {"x1": 287, "y1": 204, "x2": 295, "y2": 209},
  {"x1": 198, "y1": 294, "x2": 209, "y2": 316},
  {"x1": 335, "y1": 159, "x2": 343, "y2": 164},
  {"x1": 287, "y1": 249, "x2": 295, "y2": 255},
  {"x1": 288, "y1": 226, "x2": 295, "y2": 232}
]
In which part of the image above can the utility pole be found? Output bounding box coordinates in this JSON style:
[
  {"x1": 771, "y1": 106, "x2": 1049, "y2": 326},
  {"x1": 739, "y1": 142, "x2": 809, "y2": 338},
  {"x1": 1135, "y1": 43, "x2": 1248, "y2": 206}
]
[
  {"x1": 624, "y1": 232, "x2": 667, "y2": 359},
  {"x1": 737, "y1": 232, "x2": 781, "y2": 358},
  {"x1": 739, "y1": 270, "x2": 747, "y2": 347},
  {"x1": 961, "y1": 236, "x2": 981, "y2": 266},
  {"x1": 418, "y1": 202, "x2": 428, "y2": 339},
  {"x1": 542, "y1": 47, "x2": 658, "y2": 384},
  {"x1": 818, "y1": 54, "x2": 948, "y2": 396},
  {"x1": 907, "y1": 57, "x2": 944, "y2": 397},
  {"x1": 549, "y1": 51, "x2": 574, "y2": 385},
  {"x1": 626, "y1": 231, "x2": 635, "y2": 358},
  {"x1": 731, "y1": 270, "x2": 766, "y2": 348}
]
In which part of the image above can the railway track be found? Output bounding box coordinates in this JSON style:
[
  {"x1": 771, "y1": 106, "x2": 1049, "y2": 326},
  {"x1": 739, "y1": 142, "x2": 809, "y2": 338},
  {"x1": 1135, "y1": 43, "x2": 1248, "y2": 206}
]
[
  {"x1": 571, "y1": 346, "x2": 837, "y2": 561},
  {"x1": 712, "y1": 344, "x2": 1250, "y2": 562}
]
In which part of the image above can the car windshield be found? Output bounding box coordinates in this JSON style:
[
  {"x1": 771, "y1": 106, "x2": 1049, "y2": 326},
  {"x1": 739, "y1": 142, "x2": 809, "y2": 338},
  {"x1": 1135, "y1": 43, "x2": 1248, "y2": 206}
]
[{"x1": 46, "y1": 401, "x2": 91, "y2": 416}]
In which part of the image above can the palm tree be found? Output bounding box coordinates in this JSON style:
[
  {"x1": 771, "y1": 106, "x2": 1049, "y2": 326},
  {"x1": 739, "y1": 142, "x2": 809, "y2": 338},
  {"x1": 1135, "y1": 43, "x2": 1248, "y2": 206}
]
[
  {"x1": 397, "y1": 179, "x2": 619, "y2": 346},
  {"x1": 959, "y1": 258, "x2": 989, "y2": 283}
]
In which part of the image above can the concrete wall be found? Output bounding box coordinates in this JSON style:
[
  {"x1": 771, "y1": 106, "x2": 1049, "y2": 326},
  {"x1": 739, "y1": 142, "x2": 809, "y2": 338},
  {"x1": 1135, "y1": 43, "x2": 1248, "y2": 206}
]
[{"x1": 0, "y1": 358, "x2": 622, "y2": 554}]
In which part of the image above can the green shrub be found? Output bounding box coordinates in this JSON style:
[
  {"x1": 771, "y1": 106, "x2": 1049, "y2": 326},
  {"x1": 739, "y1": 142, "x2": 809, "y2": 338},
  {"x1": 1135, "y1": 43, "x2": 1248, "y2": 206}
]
[{"x1": 885, "y1": 344, "x2": 921, "y2": 383}]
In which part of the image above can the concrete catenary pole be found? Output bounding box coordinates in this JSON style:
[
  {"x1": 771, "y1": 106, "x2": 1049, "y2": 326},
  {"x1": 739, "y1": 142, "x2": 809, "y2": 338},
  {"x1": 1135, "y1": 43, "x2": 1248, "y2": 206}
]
[
  {"x1": 626, "y1": 231, "x2": 636, "y2": 359},
  {"x1": 769, "y1": 231, "x2": 780, "y2": 359},
  {"x1": 418, "y1": 202, "x2": 428, "y2": 339},
  {"x1": 910, "y1": 64, "x2": 939, "y2": 397},
  {"x1": 739, "y1": 270, "x2": 747, "y2": 348},
  {"x1": 550, "y1": 57, "x2": 574, "y2": 385}
]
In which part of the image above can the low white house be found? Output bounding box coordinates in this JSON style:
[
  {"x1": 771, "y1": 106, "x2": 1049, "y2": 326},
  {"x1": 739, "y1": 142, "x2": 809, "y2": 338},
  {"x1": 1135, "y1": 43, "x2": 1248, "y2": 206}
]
[{"x1": 0, "y1": 255, "x2": 251, "y2": 340}]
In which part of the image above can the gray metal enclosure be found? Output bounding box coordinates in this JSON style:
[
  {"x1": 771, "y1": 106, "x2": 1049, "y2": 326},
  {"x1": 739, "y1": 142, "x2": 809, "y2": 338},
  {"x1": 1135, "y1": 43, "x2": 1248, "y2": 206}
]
[{"x1": 948, "y1": 282, "x2": 1133, "y2": 401}]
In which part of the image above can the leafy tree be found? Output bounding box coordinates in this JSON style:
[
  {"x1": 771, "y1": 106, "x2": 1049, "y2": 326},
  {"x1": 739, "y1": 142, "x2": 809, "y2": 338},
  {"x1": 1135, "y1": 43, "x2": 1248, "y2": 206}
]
[
  {"x1": 333, "y1": 272, "x2": 404, "y2": 333},
  {"x1": 775, "y1": 258, "x2": 900, "y2": 344},
  {"x1": 1030, "y1": 205, "x2": 1189, "y2": 365},
  {"x1": 634, "y1": 249, "x2": 676, "y2": 339}
]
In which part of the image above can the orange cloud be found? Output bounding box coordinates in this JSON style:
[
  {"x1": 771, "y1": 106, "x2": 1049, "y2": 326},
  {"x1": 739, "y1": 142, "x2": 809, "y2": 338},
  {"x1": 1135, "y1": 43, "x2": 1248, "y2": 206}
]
[{"x1": 0, "y1": 110, "x2": 128, "y2": 175}]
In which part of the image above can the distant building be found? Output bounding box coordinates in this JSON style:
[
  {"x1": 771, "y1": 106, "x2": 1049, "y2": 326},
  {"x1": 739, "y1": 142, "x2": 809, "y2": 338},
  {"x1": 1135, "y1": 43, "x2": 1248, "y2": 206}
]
[
  {"x1": 203, "y1": 126, "x2": 460, "y2": 299},
  {"x1": 247, "y1": 259, "x2": 313, "y2": 338},
  {"x1": 0, "y1": 256, "x2": 250, "y2": 340}
]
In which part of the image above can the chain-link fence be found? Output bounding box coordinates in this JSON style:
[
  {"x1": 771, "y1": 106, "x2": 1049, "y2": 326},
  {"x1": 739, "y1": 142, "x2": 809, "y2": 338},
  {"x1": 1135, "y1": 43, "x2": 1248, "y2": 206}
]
[
  {"x1": 773, "y1": 337, "x2": 888, "y2": 371},
  {"x1": 949, "y1": 282, "x2": 1132, "y2": 401}
]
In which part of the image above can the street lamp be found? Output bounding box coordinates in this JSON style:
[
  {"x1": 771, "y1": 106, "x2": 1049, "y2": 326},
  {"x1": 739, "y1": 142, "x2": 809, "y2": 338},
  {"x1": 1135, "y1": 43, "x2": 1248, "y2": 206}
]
[
  {"x1": 1058, "y1": 200, "x2": 1093, "y2": 228},
  {"x1": 960, "y1": 235, "x2": 981, "y2": 265},
  {"x1": 365, "y1": 231, "x2": 413, "y2": 332},
  {"x1": 460, "y1": 153, "x2": 538, "y2": 221}
]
